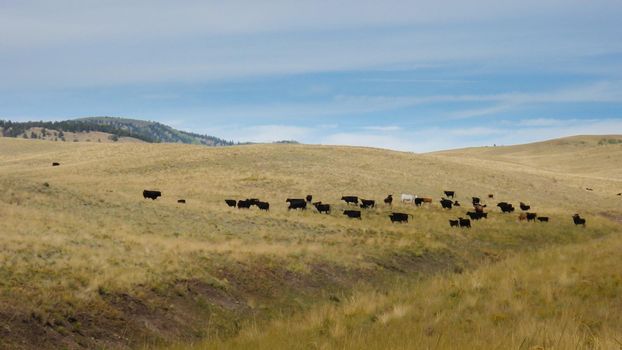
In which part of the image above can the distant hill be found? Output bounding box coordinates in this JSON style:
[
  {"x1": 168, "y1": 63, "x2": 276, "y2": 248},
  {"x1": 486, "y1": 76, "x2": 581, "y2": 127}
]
[
  {"x1": 431, "y1": 134, "x2": 622, "y2": 180},
  {"x1": 0, "y1": 116, "x2": 234, "y2": 146}
]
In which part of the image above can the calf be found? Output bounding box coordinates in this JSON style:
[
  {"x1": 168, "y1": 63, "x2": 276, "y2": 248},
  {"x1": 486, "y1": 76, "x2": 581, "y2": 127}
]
[
  {"x1": 449, "y1": 219, "x2": 460, "y2": 227},
  {"x1": 52, "y1": 162, "x2": 60, "y2": 166},
  {"x1": 472, "y1": 197, "x2": 481, "y2": 205},
  {"x1": 526, "y1": 212, "x2": 537, "y2": 222},
  {"x1": 572, "y1": 214, "x2": 586, "y2": 227},
  {"x1": 177, "y1": 199, "x2": 186, "y2": 204},
  {"x1": 306, "y1": 195, "x2": 313, "y2": 203},
  {"x1": 586, "y1": 188, "x2": 593, "y2": 191},
  {"x1": 313, "y1": 202, "x2": 330, "y2": 214},
  {"x1": 360, "y1": 199, "x2": 375, "y2": 209},
  {"x1": 257, "y1": 201, "x2": 270, "y2": 211},
  {"x1": 537, "y1": 217, "x2": 549, "y2": 222},
  {"x1": 343, "y1": 210, "x2": 361, "y2": 219},
  {"x1": 453, "y1": 200, "x2": 461, "y2": 207},
  {"x1": 414, "y1": 197, "x2": 425, "y2": 206},
  {"x1": 488, "y1": 194, "x2": 494, "y2": 199},
  {"x1": 341, "y1": 196, "x2": 359, "y2": 205},
  {"x1": 444, "y1": 191, "x2": 455, "y2": 198},
  {"x1": 225, "y1": 199, "x2": 237, "y2": 207},
  {"x1": 440, "y1": 198, "x2": 453, "y2": 209},
  {"x1": 143, "y1": 190, "x2": 162, "y2": 200},
  {"x1": 389, "y1": 212, "x2": 411, "y2": 223},
  {"x1": 520, "y1": 202, "x2": 531, "y2": 211},
  {"x1": 458, "y1": 217, "x2": 471, "y2": 228},
  {"x1": 384, "y1": 194, "x2": 393, "y2": 205}
]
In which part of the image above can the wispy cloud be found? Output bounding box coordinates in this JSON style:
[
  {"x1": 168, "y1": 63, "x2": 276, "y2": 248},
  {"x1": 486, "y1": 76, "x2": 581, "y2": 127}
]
[
  {"x1": 1, "y1": 1, "x2": 621, "y2": 151},
  {"x1": 361, "y1": 125, "x2": 403, "y2": 132}
]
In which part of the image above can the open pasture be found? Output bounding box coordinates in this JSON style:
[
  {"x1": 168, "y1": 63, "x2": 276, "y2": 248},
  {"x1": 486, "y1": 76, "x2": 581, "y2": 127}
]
[{"x1": 0, "y1": 137, "x2": 620, "y2": 349}]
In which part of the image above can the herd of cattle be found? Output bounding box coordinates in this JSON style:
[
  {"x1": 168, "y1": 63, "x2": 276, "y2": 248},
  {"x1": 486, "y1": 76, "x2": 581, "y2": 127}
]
[{"x1": 142, "y1": 189, "x2": 590, "y2": 228}]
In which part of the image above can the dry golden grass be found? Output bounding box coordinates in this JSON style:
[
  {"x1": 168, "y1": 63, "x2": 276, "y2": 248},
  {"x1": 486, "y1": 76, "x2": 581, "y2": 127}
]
[
  {"x1": 196, "y1": 230, "x2": 622, "y2": 350},
  {"x1": 434, "y1": 134, "x2": 622, "y2": 181},
  {"x1": 0, "y1": 136, "x2": 620, "y2": 348}
]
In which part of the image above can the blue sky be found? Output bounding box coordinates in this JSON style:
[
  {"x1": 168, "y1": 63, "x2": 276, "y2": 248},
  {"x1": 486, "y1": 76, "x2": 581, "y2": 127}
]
[{"x1": 1, "y1": 0, "x2": 622, "y2": 151}]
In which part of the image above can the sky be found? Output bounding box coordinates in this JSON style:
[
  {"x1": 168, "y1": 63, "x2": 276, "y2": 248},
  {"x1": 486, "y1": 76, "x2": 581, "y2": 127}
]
[{"x1": 1, "y1": 0, "x2": 622, "y2": 152}]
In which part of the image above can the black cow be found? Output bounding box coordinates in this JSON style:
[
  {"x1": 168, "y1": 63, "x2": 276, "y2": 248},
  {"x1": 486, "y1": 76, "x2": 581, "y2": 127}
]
[
  {"x1": 414, "y1": 197, "x2": 425, "y2": 206},
  {"x1": 286, "y1": 198, "x2": 307, "y2": 211},
  {"x1": 466, "y1": 211, "x2": 487, "y2": 220},
  {"x1": 237, "y1": 199, "x2": 252, "y2": 209},
  {"x1": 453, "y1": 201, "x2": 461, "y2": 207},
  {"x1": 537, "y1": 217, "x2": 549, "y2": 222},
  {"x1": 306, "y1": 195, "x2": 313, "y2": 203},
  {"x1": 389, "y1": 212, "x2": 411, "y2": 223},
  {"x1": 458, "y1": 217, "x2": 471, "y2": 228},
  {"x1": 247, "y1": 198, "x2": 261, "y2": 206},
  {"x1": 497, "y1": 202, "x2": 515, "y2": 213},
  {"x1": 177, "y1": 199, "x2": 186, "y2": 204},
  {"x1": 360, "y1": 199, "x2": 375, "y2": 209},
  {"x1": 225, "y1": 199, "x2": 237, "y2": 207},
  {"x1": 449, "y1": 219, "x2": 460, "y2": 227},
  {"x1": 444, "y1": 191, "x2": 455, "y2": 198},
  {"x1": 572, "y1": 214, "x2": 586, "y2": 226},
  {"x1": 52, "y1": 162, "x2": 60, "y2": 166},
  {"x1": 257, "y1": 201, "x2": 270, "y2": 211},
  {"x1": 520, "y1": 202, "x2": 531, "y2": 211},
  {"x1": 341, "y1": 196, "x2": 359, "y2": 205},
  {"x1": 384, "y1": 194, "x2": 393, "y2": 205},
  {"x1": 472, "y1": 197, "x2": 481, "y2": 205},
  {"x1": 343, "y1": 210, "x2": 361, "y2": 219},
  {"x1": 526, "y1": 212, "x2": 537, "y2": 222},
  {"x1": 143, "y1": 190, "x2": 161, "y2": 200},
  {"x1": 313, "y1": 202, "x2": 330, "y2": 214},
  {"x1": 440, "y1": 198, "x2": 453, "y2": 209}
]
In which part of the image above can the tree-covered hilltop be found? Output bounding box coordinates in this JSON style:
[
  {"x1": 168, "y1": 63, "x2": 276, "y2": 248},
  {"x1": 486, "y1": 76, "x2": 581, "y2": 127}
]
[{"x1": 0, "y1": 116, "x2": 234, "y2": 146}]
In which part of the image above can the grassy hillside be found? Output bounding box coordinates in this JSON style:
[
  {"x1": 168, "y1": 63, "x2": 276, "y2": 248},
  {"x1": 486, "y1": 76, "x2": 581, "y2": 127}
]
[
  {"x1": 433, "y1": 135, "x2": 622, "y2": 181},
  {"x1": 0, "y1": 137, "x2": 620, "y2": 349},
  {"x1": 199, "y1": 229, "x2": 622, "y2": 349}
]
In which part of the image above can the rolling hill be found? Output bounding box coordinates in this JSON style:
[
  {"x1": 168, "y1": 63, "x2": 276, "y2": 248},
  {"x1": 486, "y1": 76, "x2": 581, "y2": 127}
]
[
  {"x1": 433, "y1": 135, "x2": 622, "y2": 180},
  {"x1": 0, "y1": 117, "x2": 234, "y2": 146},
  {"x1": 0, "y1": 135, "x2": 620, "y2": 349}
]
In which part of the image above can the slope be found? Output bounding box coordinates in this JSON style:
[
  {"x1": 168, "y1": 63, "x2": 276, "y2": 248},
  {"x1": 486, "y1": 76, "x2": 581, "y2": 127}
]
[
  {"x1": 0, "y1": 137, "x2": 620, "y2": 349},
  {"x1": 432, "y1": 135, "x2": 622, "y2": 181}
]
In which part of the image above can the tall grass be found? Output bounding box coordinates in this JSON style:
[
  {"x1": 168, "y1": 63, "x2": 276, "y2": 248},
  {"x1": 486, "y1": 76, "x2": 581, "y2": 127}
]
[{"x1": 188, "y1": 232, "x2": 622, "y2": 350}]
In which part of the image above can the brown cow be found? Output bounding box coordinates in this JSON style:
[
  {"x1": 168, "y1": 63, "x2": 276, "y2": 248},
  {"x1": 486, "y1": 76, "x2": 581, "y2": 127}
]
[{"x1": 473, "y1": 203, "x2": 487, "y2": 213}]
